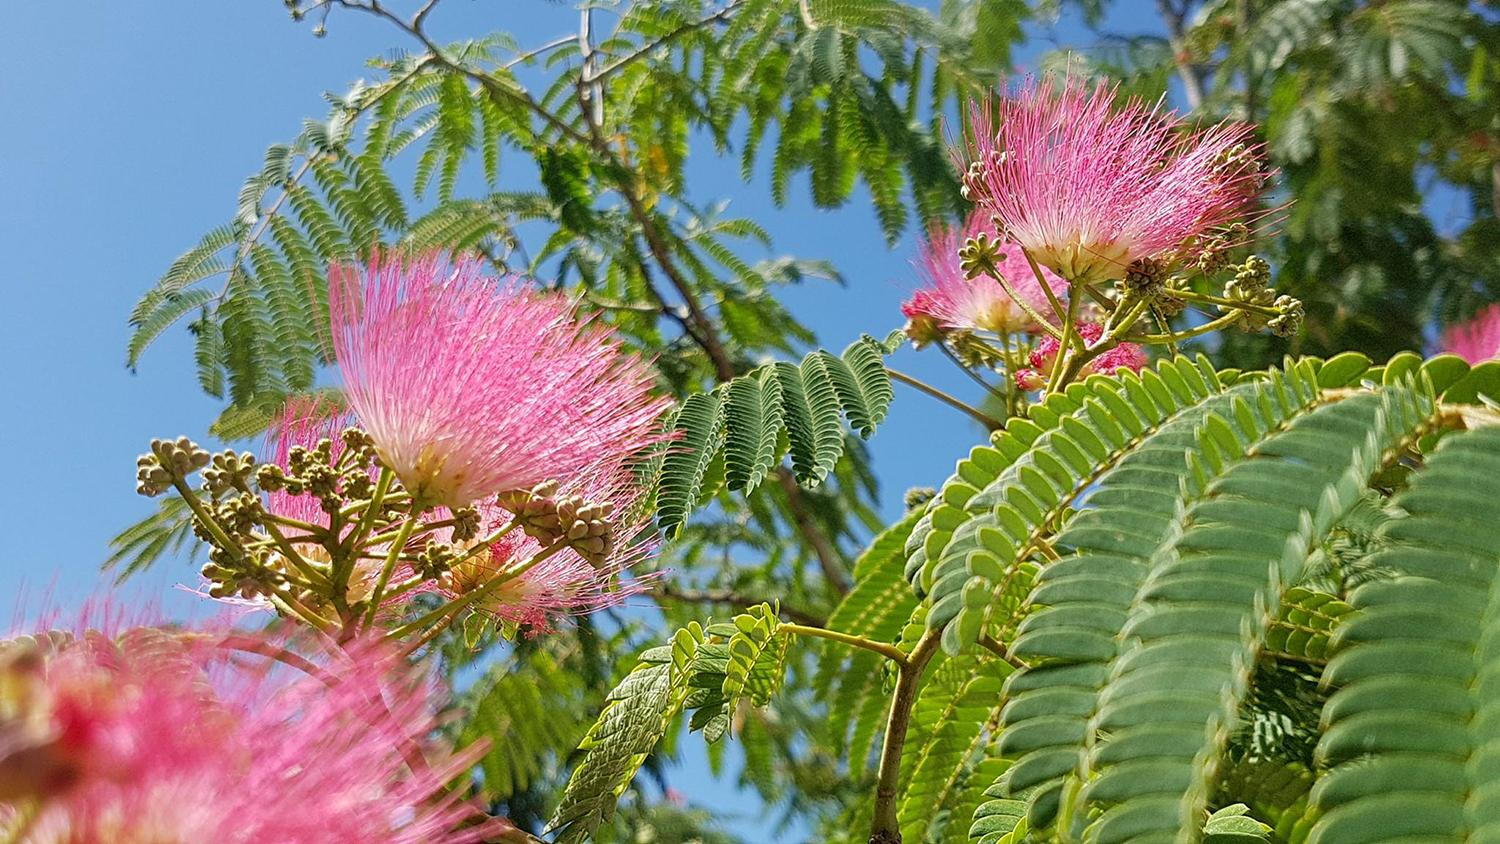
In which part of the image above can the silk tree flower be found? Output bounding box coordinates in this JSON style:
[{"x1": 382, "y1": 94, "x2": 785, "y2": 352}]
[
  {"x1": 0, "y1": 622, "x2": 505, "y2": 843},
  {"x1": 434, "y1": 459, "x2": 660, "y2": 633},
  {"x1": 1013, "y1": 322, "x2": 1148, "y2": 389},
  {"x1": 959, "y1": 76, "x2": 1265, "y2": 285},
  {"x1": 901, "y1": 213, "x2": 1068, "y2": 337},
  {"x1": 1442, "y1": 304, "x2": 1500, "y2": 364},
  {"x1": 330, "y1": 253, "x2": 671, "y2": 510}
]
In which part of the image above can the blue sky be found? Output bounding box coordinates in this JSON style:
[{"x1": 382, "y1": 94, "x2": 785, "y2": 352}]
[{"x1": 0, "y1": 1, "x2": 1122, "y2": 840}]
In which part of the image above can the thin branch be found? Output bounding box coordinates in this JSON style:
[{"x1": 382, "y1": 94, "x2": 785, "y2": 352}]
[
  {"x1": 333, "y1": 0, "x2": 593, "y2": 147},
  {"x1": 978, "y1": 633, "x2": 1026, "y2": 669},
  {"x1": 502, "y1": 34, "x2": 575, "y2": 70},
  {"x1": 1156, "y1": 0, "x2": 1206, "y2": 110},
  {"x1": 780, "y1": 623, "x2": 909, "y2": 665},
  {"x1": 869, "y1": 630, "x2": 942, "y2": 844},
  {"x1": 776, "y1": 469, "x2": 852, "y2": 595},
  {"x1": 938, "y1": 342, "x2": 1011, "y2": 404},
  {"x1": 653, "y1": 584, "x2": 824, "y2": 626},
  {"x1": 592, "y1": 0, "x2": 745, "y2": 83},
  {"x1": 412, "y1": 0, "x2": 441, "y2": 29},
  {"x1": 888, "y1": 367, "x2": 1003, "y2": 431}
]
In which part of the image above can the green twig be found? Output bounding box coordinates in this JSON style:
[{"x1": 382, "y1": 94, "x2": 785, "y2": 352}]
[{"x1": 887, "y1": 367, "x2": 1003, "y2": 431}]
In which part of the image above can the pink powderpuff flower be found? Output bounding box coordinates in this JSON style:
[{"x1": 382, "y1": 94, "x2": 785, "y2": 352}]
[
  {"x1": 901, "y1": 213, "x2": 1068, "y2": 337},
  {"x1": 1442, "y1": 304, "x2": 1500, "y2": 364},
  {"x1": 433, "y1": 459, "x2": 660, "y2": 634},
  {"x1": 0, "y1": 621, "x2": 508, "y2": 843},
  {"x1": 1014, "y1": 322, "x2": 1148, "y2": 389},
  {"x1": 959, "y1": 76, "x2": 1265, "y2": 285},
  {"x1": 331, "y1": 252, "x2": 672, "y2": 510}
]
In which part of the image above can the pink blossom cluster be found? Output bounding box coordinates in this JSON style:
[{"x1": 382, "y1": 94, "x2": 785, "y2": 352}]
[
  {"x1": 1442, "y1": 304, "x2": 1500, "y2": 364},
  {"x1": 959, "y1": 76, "x2": 1264, "y2": 285},
  {"x1": 1013, "y1": 323, "x2": 1148, "y2": 389},
  {"x1": 330, "y1": 253, "x2": 671, "y2": 511},
  {"x1": 0, "y1": 620, "x2": 503, "y2": 843},
  {"x1": 901, "y1": 213, "x2": 1067, "y2": 342},
  {"x1": 249, "y1": 253, "x2": 672, "y2": 630}
]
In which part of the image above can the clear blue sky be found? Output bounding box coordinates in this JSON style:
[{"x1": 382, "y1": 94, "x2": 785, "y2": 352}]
[{"x1": 0, "y1": 2, "x2": 1122, "y2": 840}]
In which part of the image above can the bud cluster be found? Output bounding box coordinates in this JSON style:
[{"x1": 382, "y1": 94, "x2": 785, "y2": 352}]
[
  {"x1": 496, "y1": 481, "x2": 619, "y2": 567},
  {"x1": 1122, "y1": 257, "x2": 1167, "y2": 298},
  {"x1": 957, "y1": 232, "x2": 1004, "y2": 282},
  {"x1": 1217, "y1": 256, "x2": 1304, "y2": 337},
  {"x1": 133, "y1": 428, "x2": 413, "y2": 608},
  {"x1": 415, "y1": 542, "x2": 458, "y2": 580},
  {"x1": 256, "y1": 429, "x2": 381, "y2": 518},
  {"x1": 135, "y1": 437, "x2": 210, "y2": 497},
  {"x1": 1185, "y1": 222, "x2": 1250, "y2": 275}
]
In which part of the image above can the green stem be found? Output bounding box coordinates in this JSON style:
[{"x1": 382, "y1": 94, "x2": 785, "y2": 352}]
[
  {"x1": 1128, "y1": 310, "x2": 1245, "y2": 344},
  {"x1": 778, "y1": 622, "x2": 910, "y2": 666},
  {"x1": 1076, "y1": 281, "x2": 1116, "y2": 311},
  {"x1": 258, "y1": 516, "x2": 332, "y2": 592},
  {"x1": 1173, "y1": 287, "x2": 1280, "y2": 317},
  {"x1": 868, "y1": 630, "x2": 942, "y2": 843},
  {"x1": 1052, "y1": 298, "x2": 1153, "y2": 391},
  {"x1": 1046, "y1": 293, "x2": 1082, "y2": 394},
  {"x1": 344, "y1": 467, "x2": 393, "y2": 551},
  {"x1": 1021, "y1": 246, "x2": 1069, "y2": 328},
  {"x1": 361, "y1": 508, "x2": 422, "y2": 629},
  {"x1": 169, "y1": 477, "x2": 241, "y2": 558},
  {"x1": 980, "y1": 250, "x2": 1063, "y2": 340},
  {"x1": 887, "y1": 367, "x2": 1003, "y2": 431},
  {"x1": 364, "y1": 518, "x2": 449, "y2": 548},
  {"x1": 261, "y1": 511, "x2": 329, "y2": 536},
  {"x1": 388, "y1": 538, "x2": 568, "y2": 649},
  {"x1": 444, "y1": 518, "x2": 521, "y2": 571},
  {"x1": 268, "y1": 589, "x2": 336, "y2": 635}
]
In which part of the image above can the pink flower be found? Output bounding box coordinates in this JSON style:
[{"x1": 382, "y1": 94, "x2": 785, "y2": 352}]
[
  {"x1": 1442, "y1": 304, "x2": 1500, "y2": 364},
  {"x1": 433, "y1": 460, "x2": 660, "y2": 633},
  {"x1": 959, "y1": 76, "x2": 1265, "y2": 285},
  {"x1": 1015, "y1": 322, "x2": 1148, "y2": 388},
  {"x1": 331, "y1": 253, "x2": 671, "y2": 510},
  {"x1": 0, "y1": 623, "x2": 505, "y2": 843},
  {"x1": 902, "y1": 213, "x2": 1067, "y2": 336}
]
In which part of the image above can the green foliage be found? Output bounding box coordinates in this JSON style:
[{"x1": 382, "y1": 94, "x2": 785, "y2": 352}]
[
  {"x1": 1311, "y1": 425, "x2": 1500, "y2": 842},
  {"x1": 551, "y1": 604, "x2": 796, "y2": 841},
  {"x1": 104, "y1": 494, "x2": 198, "y2": 582},
  {"x1": 722, "y1": 603, "x2": 791, "y2": 709},
  {"x1": 817, "y1": 512, "x2": 922, "y2": 765},
  {"x1": 550, "y1": 624, "x2": 708, "y2": 843},
  {"x1": 895, "y1": 652, "x2": 1013, "y2": 842},
  {"x1": 457, "y1": 649, "x2": 590, "y2": 799},
  {"x1": 654, "y1": 332, "x2": 899, "y2": 537},
  {"x1": 911, "y1": 355, "x2": 1230, "y2": 655}
]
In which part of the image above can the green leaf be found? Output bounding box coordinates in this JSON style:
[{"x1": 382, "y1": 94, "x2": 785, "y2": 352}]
[
  {"x1": 550, "y1": 625, "x2": 705, "y2": 842},
  {"x1": 656, "y1": 392, "x2": 725, "y2": 539},
  {"x1": 1311, "y1": 426, "x2": 1500, "y2": 843},
  {"x1": 722, "y1": 603, "x2": 790, "y2": 708}
]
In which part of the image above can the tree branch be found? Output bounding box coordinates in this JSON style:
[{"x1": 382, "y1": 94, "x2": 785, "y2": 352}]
[
  {"x1": 776, "y1": 469, "x2": 851, "y2": 594},
  {"x1": 869, "y1": 629, "x2": 942, "y2": 843},
  {"x1": 1156, "y1": 0, "x2": 1206, "y2": 110},
  {"x1": 653, "y1": 584, "x2": 824, "y2": 626},
  {"x1": 592, "y1": 0, "x2": 745, "y2": 84}
]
